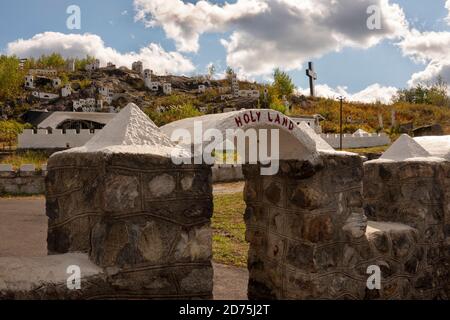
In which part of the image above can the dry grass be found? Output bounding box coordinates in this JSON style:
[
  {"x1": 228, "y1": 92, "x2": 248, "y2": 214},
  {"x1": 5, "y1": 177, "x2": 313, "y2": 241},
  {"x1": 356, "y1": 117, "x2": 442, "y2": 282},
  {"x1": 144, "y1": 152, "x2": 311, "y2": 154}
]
[
  {"x1": 0, "y1": 150, "x2": 48, "y2": 169},
  {"x1": 212, "y1": 192, "x2": 248, "y2": 267}
]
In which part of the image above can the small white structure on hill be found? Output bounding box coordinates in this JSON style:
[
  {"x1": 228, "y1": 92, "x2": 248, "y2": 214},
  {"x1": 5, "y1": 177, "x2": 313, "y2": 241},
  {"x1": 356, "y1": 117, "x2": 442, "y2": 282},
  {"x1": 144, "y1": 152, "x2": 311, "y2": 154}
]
[
  {"x1": 29, "y1": 69, "x2": 57, "y2": 77},
  {"x1": 52, "y1": 78, "x2": 62, "y2": 88},
  {"x1": 25, "y1": 75, "x2": 35, "y2": 89},
  {"x1": 290, "y1": 115, "x2": 324, "y2": 134},
  {"x1": 32, "y1": 91, "x2": 59, "y2": 100},
  {"x1": 198, "y1": 84, "x2": 206, "y2": 93},
  {"x1": 238, "y1": 89, "x2": 260, "y2": 99},
  {"x1": 66, "y1": 59, "x2": 75, "y2": 72},
  {"x1": 61, "y1": 84, "x2": 72, "y2": 98},
  {"x1": 163, "y1": 83, "x2": 172, "y2": 95},
  {"x1": 73, "y1": 98, "x2": 96, "y2": 111},
  {"x1": 354, "y1": 129, "x2": 369, "y2": 136},
  {"x1": 231, "y1": 73, "x2": 239, "y2": 97},
  {"x1": 132, "y1": 61, "x2": 143, "y2": 74},
  {"x1": 86, "y1": 59, "x2": 100, "y2": 71}
]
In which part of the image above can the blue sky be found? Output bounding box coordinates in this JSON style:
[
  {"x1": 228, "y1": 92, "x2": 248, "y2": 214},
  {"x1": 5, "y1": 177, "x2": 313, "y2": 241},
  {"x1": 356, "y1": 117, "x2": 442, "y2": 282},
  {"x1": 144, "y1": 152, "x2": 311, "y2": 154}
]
[{"x1": 1, "y1": 0, "x2": 449, "y2": 102}]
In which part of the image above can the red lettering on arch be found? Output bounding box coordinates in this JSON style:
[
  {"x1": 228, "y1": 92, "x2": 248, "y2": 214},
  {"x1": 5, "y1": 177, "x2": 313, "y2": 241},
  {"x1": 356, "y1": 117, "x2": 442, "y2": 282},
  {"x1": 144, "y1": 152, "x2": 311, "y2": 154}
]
[{"x1": 235, "y1": 116, "x2": 243, "y2": 127}]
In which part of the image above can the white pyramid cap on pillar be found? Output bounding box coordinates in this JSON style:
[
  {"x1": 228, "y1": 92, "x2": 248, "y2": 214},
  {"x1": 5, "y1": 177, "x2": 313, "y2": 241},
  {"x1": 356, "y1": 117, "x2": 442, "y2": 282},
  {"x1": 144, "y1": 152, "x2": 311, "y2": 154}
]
[
  {"x1": 380, "y1": 134, "x2": 430, "y2": 161},
  {"x1": 64, "y1": 103, "x2": 188, "y2": 157}
]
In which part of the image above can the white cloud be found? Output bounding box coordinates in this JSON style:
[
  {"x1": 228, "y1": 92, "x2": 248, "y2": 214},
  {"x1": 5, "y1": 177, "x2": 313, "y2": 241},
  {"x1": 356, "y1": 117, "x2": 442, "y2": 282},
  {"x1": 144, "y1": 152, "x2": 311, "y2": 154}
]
[
  {"x1": 6, "y1": 32, "x2": 194, "y2": 75},
  {"x1": 399, "y1": 29, "x2": 450, "y2": 63},
  {"x1": 398, "y1": 29, "x2": 450, "y2": 88},
  {"x1": 446, "y1": 0, "x2": 450, "y2": 25},
  {"x1": 297, "y1": 83, "x2": 397, "y2": 104},
  {"x1": 134, "y1": 0, "x2": 408, "y2": 76}
]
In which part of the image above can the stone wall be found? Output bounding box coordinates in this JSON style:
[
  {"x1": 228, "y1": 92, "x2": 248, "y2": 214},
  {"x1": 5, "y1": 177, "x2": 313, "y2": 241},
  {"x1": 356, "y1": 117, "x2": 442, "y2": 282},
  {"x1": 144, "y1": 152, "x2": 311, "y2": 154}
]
[
  {"x1": 243, "y1": 153, "x2": 448, "y2": 299},
  {"x1": 0, "y1": 165, "x2": 45, "y2": 195},
  {"x1": 45, "y1": 151, "x2": 214, "y2": 299},
  {"x1": 363, "y1": 160, "x2": 450, "y2": 299},
  {"x1": 243, "y1": 153, "x2": 368, "y2": 299},
  {"x1": 212, "y1": 164, "x2": 244, "y2": 182}
]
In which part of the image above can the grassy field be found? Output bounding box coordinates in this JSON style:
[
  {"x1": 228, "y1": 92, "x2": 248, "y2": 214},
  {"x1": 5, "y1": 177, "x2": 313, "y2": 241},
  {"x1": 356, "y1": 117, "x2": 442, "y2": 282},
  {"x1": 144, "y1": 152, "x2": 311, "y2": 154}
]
[
  {"x1": 0, "y1": 150, "x2": 49, "y2": 169},
  {"x1": 344, "y1": 145, "x2": 390, "y2": 154},
  {"x1": 212, "y1": 192, "x2": 248, "y2": 268}
]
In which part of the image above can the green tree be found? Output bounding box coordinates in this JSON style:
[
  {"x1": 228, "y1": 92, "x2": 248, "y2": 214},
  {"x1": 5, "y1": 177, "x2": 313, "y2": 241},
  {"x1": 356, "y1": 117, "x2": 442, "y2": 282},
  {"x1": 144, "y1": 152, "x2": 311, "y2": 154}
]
[
  {"x1": 225, "y1": 67, "x2": 234, "y2": 81},
  {"x1": 272, "y1": 68, "x2": 295, "y2": 98},
  {"x1": 0, "y1": 55, "x2": 25, "y2": 101},
  {"x1": 207, "y1": 64, "x2": 216, "y2": 80},
  {"x1": 146, "y1": 103, "x2": 203, "y2": 126},
  {"x1": 37, "y1": 53, "x2": 66, "y2": 69},
  {"x1": 75, "y1": 55, "x2": 96, "y2": 71},
  {"x1": 393, "y1": 76, "x2": 449, "y2": 107}
]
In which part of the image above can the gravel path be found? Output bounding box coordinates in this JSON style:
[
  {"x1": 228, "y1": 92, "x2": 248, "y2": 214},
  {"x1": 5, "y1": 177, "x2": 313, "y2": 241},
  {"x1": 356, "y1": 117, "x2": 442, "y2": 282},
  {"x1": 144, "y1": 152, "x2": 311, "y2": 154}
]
[{"x1": 0, "y1": 196, "x2": 248, "y2": 300}]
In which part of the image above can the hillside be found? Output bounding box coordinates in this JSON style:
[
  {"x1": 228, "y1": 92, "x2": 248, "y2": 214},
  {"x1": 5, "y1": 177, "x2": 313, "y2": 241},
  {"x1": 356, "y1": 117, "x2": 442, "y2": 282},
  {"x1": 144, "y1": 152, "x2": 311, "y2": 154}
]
[{"x1": 1, "y1": 55, "x2": 449, "y2": 146}]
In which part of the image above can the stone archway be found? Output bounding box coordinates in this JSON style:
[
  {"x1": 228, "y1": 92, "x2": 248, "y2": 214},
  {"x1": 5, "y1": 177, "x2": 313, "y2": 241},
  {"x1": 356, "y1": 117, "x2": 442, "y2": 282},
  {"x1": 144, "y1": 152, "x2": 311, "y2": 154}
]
[
  {"x1": 161, "y1": 109, "x2": 367, "y2": 299},
  {"x1": 0, "y1": 104, "x2": 366, "y2": 299}
]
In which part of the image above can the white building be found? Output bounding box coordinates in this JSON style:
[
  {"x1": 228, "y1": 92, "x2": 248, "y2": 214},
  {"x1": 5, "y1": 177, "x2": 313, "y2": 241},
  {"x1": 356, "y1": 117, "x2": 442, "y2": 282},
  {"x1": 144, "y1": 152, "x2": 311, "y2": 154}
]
[
  {"x1": 231, "y1": 73, "x2": 239, "y2": 97},
  {"x1": 29, "y1": 69, "x2": 57, "y2": 77},
  {"x1": 32, "y1": 91, "x2": 59, "y2": 100},
  {"x1": 52, "y1": 78, "x2": 62, "y2": 88},
  {"x1": 25, "y1": 75, "x2": 35, "y2": 89},
  {"x1": 61, "y1": 84, "x2": 72, "y2": 98},
  {"x1": 132, "y1": 61, "x2": 143, "y2": 74},
  {"x1": 238, "y1": 90, "x2": 260, "y2": 99},
  {"x1": 163, "y1": 83, "x2": 172, "y2": 95},
  {"x1": 198, "y1": 84, "x2": 206, "y2": 93},
  {"x1": 66, "y1": 59, "x2": 75, "y2": 72},
  {"x1": 290, "y1": 114, "x2": 325, "y2": 134},
  {"x1": 85, "y1": 59, "x2": 100, "y2": 71},
  {"x1": 147, "y1": 82, "x2": 160, "y2": 91},
  {"x1": 73, "y1": 98, "x2": 97, "y2": 111},
  {"x1": 143, "y1": 69, "x2": 155, "y2": 90}
]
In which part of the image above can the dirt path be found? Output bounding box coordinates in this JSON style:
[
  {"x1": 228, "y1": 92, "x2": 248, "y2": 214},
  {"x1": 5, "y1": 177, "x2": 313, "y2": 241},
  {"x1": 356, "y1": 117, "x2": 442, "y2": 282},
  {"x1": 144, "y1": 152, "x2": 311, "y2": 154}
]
[{"x1": 0, "y1": 197, "x2": 248, "y2": 300}]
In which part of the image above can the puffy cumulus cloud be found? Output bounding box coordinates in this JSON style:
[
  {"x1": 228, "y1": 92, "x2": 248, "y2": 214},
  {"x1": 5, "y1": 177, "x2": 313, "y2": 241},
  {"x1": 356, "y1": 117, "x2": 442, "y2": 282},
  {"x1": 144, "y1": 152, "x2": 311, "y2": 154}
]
[
  {"x1": 407, "y1": 60, "x2": 450, "y2": 88},
  {"x1": 134, "y1": 0, "x2": 268, "y2": 53},
  {"x1": 399, "y1": 30, "x2": 450, "y2": 63},
  {"x1": 6, "y1": 32, "x2": 195, "y2": 74},
  {"x1": 297, "y1": 83, "x2": 397, "y2": 104},
  {"x1": 398, "y1": 29, "x2": 450, "y2": 88},
  {"x1": 446, "y1": 0, "x2": 450, "y2": 25},
  {"x1": 134, "y1": 0, "x2": 408, "y2": 75}
]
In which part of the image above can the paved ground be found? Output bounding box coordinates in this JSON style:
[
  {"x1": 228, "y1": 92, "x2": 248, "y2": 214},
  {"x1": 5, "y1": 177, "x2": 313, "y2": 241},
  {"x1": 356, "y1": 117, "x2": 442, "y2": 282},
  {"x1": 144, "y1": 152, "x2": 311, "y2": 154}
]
[{"x1": 0, "y1": 191, "x2": 248, "y2": 300}]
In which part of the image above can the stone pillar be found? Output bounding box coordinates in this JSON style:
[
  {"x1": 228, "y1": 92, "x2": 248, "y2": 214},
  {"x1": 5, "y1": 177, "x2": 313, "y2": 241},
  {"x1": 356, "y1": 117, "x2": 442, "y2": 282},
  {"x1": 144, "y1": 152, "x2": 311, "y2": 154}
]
[
  {"x1": 243, "y1": 153, "x2": 367, "y2": 299},
  {"x1": 363, "y1": 159, "x2": 450, "y2": 299},
  {"x1": 46, "y1": 152, "x2": 213, "y2": 299}
]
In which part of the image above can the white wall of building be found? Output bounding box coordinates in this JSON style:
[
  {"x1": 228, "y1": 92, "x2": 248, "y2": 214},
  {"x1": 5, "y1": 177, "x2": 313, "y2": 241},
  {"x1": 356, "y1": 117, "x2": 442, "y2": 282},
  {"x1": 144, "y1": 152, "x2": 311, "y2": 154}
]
[
  {"x1": 18, "y1": 129, "x2": 99, "y2": 149},
  {"x1": 320, "y1": 133, "x2": 390, "y2": 149}
]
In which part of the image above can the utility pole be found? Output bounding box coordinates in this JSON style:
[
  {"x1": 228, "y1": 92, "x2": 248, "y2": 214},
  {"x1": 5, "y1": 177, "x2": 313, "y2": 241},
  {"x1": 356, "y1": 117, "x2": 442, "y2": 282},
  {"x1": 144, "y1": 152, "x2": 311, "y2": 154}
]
[{"x1": 337, "y1": 96, "x2": 344, "y2": 150}]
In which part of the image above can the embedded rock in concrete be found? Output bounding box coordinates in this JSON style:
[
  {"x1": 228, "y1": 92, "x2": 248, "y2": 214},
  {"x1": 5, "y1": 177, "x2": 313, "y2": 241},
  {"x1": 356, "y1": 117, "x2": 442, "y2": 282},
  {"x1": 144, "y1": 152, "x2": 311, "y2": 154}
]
[
  {"x1": 243, "y1": 152, "x2": 370, "y2": 299},
  {"x1": 364, "y1": 156, "x2": 450, "y2": 299},
  {"x1": 43, "y1": 103, "x2": 213, "y2": 299}
]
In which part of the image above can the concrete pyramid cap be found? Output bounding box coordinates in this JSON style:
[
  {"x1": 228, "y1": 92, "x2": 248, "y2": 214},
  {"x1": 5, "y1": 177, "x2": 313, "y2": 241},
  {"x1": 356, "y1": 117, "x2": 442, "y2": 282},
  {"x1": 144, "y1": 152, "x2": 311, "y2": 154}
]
[
  {"x1": 66, "y1": 103, "x2": 188, "y2": 157},
  {"x1": 380, "y1": 134, "x2": 431, "y2": 161},
  {"x1": 414, "y1": 135, "x2": 450, "y2": 161},
  {"x1": 354, "y1": 129, "x2": 369, "y2": 136}
]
